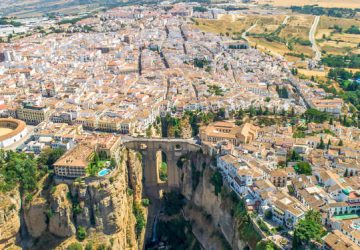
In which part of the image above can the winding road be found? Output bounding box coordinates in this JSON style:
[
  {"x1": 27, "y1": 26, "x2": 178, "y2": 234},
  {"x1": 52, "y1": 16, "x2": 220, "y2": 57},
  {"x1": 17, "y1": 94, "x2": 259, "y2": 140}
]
[{"x1": 309, "y1": 16, "x2": 321, "y2": 63}]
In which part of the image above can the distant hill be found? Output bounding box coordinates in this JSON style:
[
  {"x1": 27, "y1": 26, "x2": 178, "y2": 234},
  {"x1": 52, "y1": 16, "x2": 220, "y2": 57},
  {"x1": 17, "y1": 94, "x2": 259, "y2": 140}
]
[
  {"x1": 0, "y1": 0, "x2": 154, "y2": 17},
  {"x1": 257, "y1": 0, "x2": 360, "y2": 9}
]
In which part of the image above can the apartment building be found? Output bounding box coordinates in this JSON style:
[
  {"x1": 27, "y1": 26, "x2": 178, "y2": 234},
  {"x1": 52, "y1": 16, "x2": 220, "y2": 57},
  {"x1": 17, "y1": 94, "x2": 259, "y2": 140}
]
[
  {"x1": 270, "y1": 169, "x2": 287, "y2": 187},
  {"x1": 270, "y1": 192, "x2": 307, "y2": 229},
  {"x1": 16, "y1": 103, "x2": 51, "y2": 125},
  {"x1": 54, "y1": 144, "x2": 94, "y2": 178}
]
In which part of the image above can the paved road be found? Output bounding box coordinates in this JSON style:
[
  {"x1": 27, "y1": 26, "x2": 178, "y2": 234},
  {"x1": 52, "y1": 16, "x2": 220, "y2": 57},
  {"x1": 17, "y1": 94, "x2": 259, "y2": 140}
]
[
  {"x1": 282, "y1": 15, "x2": 290, "y2": 26},
  {"x1": 309, "y1": 16, "x2": 321, "y2": 62}
]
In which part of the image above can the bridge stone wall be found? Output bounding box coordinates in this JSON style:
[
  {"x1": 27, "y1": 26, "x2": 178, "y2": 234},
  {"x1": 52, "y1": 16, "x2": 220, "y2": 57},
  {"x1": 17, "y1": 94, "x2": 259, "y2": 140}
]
[{"x1": 124, "y1": 139, "x2": 200, "y2": 197}]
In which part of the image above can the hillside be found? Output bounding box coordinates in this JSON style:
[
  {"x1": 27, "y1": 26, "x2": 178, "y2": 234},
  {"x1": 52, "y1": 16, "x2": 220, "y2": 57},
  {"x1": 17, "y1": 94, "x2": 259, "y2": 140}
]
[{"x1": 0, "y1": 0, "x2": 149, "y2": 17}]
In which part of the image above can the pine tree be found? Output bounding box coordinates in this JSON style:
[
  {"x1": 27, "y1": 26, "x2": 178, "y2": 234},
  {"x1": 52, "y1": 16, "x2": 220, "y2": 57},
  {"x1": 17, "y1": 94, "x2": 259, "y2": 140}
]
[
  {"x1": 264, "y1": 107, "x2": 269, "y2": 116},
  {"x1": 317, "y1": 137, "x2": 325, "y2": 149},
  {"x1": 327, "y1": 139, "x2": 331, "y2": 150},
  {"x1": 338, "y1": 139, "x2": 343, "y2": 146},
  {"x1": 291, "y1": 107, "x2": 295, "y2": 117}
]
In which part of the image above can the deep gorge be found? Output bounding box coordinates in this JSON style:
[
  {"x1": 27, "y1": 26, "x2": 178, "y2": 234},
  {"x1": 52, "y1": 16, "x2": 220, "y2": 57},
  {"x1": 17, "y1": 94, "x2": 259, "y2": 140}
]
[{"x1": 0, "y1": 147, "x2": 261, "y2": 250}]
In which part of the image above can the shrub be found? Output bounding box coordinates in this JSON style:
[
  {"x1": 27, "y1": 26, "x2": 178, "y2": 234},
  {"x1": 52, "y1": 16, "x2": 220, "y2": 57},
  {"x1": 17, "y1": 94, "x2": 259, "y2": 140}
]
[
  {"x1": 76, "y1": 226, "x2": 87, "y2": 241},
  {"x1": 133, "y1": 203, "x2": 145, "y2": 238},
  {"x1": 141, "y1": 198, "x2": 150, "y2": 207},
  {"x1": 210, "y1": 170, "x2": 223, "y2": 196},
  {"x1": 126, "y1": 188, "x2": 134, "y2": 196},
  {"x1": 96, "y1": 244, "x2": 107, "y2": 250},
  {"x1": 85, "y1": 242, "x2": 93, "y2": 250},
  {"x1": 67, "y1": 242, "x2": 83, "y2": 250},
  {"x1": 264, "y1": 210, "x2": 273, "y2": 220}
]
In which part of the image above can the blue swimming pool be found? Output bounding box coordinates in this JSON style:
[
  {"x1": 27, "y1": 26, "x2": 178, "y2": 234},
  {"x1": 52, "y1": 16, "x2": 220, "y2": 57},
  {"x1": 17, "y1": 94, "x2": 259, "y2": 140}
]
[{"x1": 98, "y1": 168, "x2": 110, "y2": 177}]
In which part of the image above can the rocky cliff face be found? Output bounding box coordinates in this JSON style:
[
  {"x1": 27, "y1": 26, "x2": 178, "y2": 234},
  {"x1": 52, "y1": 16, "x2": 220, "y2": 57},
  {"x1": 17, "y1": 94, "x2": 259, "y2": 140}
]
[
  {"x1": 24, "y1": 195, "x2": 47, "y2": 238},
  {"x1": 49, "y1": 184, "x2": 76, "y2": 238},
  {"x1": 68, "y1": 149, "x2": 145, "y2": 249},
  {"x1": 0, "y1": 189, "x2": 21, "y2": 250},
  {"x1": 0, "y1": 148, "x2": 145, "y2": 250},
  {"x1": 178, "y1": 151, "x2": 253, "y2": 250}
]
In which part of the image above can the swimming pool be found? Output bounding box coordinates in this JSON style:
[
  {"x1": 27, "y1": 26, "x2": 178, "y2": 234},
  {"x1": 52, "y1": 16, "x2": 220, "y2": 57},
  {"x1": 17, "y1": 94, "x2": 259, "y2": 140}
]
[
  {"x1": 334, "y1": 213, "x2": 360, "y2": 220},
  {"x1": 98, "y1": 168, "x2": 110, "y2": 177}
]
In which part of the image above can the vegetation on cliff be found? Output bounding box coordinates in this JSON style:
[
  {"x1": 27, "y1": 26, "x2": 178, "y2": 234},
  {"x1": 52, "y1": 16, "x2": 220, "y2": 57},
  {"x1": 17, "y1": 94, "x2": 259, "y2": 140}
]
[
  {"x1": 292, "y1": 210, "x2": 326, "y2": 249},
  {"x1": 255, "y1": 240, "x2": 279, "y2": 250},
  {"x1": 229, "y1": 191, "x2": 262, "y2": 248},
  {"x1": 210, "y1": 170, "x2": 223, "y2": 196},
  {"x1": 163, "y1": 191, "x2": 185, "y2": 216},
  {"x1": 133, "y1": 202, "x2": 146, "y2": 238},
  {"x1": 154, "y1": 190, "x2": 200, "y2": 250},
  {"x1": 157, "y1": 217, "x2": 201, "y2": 250},
  {"x1": 0, "y1": 147, "x2": 64, "y2": 197},
  {"x1": 0, "y1": 147, "x2": 64, "y2": 196}
]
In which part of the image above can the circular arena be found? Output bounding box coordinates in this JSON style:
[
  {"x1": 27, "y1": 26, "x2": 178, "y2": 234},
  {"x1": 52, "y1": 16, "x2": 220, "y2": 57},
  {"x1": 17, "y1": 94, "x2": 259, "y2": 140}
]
[{"x1": 0, "y1": 118, "x2": 27, "y2": 148}]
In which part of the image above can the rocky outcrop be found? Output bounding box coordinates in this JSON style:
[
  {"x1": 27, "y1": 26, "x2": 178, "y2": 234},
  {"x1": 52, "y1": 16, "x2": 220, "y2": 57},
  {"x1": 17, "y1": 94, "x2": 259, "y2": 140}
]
[
  {"x1": 179, "y1": 152, "x2": 252, "y2": 250},
  {"x1": 0, "y1": 189, "x2": 21, "y2": 250},
  {"x1": 24, "y1": 196, "x2": 47, "y2": 238},
  {"x1": 67, "y1": 149, "x2": 144, "y2": 249},
  {"x1": 48, "y1": 184, "x2": 76, "y2": 237}
]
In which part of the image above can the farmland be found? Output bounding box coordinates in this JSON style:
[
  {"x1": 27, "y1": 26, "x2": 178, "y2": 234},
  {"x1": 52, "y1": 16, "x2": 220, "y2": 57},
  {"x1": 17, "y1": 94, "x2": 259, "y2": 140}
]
[
  {"x1": 257, "y1": 0, "x2": 360, "y2": 9},
  {"x1": 316, "y1": 16, "x2": 360, "y2": 56},
  {"x1": 194, "y1": 14, "x2": 315, "y2": 63}
]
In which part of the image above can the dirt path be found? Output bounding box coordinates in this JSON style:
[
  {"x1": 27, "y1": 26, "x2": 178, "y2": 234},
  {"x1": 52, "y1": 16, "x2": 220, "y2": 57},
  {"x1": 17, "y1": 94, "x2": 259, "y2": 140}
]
[{"x1": 241, "y1": 20, "x2": 258, "y2": 42}]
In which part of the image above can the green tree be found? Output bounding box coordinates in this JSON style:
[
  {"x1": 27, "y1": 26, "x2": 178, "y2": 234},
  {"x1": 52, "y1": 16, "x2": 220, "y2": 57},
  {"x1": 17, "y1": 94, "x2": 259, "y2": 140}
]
[
  {"x1": 293, "y1": 210, "x2": 326, "y2": 249},
  {"x1": 317, "y1": 137, "x2": 325, "y2": 149},
  {"x1": 159, "y1": 162, "x2": 168, "y2": 181},
  {"x1": 294, "y1": 161, "x2": 312, "y2": 175},
  {"x1": 264, "y1": 210, "x2": 273, "y2": 220},
  {"x1": 327, "y1": 139, "x2": 331, "y2": 149},
  {"x1": 210, "y1": 170, "x2": 223, "y2": 196},
  {"x1": 38, "y1": 147, "x2": 65, "y2": 167},
  {"x1": 303, "y1": 108, "x2": 330, "y2": 123},
  {"x1": 255, "y1": 240, "x2": 277, "y2": 250},
  {"x1": 0, "y1": 150, "x2": 41, "y2": 194},
  {"x1": 290, "y1": 150, "x2": 301, "y2": 161},
  {"x1": 338, "y1": 139, "x2": 343, "y2": 146},
  {"x1": 76, "y1": 226, "x2": 87, "y2": 241}
]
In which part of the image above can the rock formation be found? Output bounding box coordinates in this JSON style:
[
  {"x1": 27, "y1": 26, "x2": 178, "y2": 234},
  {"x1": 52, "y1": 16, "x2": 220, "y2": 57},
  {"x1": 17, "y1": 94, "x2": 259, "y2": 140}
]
[
  {"x1": 24, "y1": 196, "x2": 47, "y2": 238},
  {"x1": 0, "y1": 189, "x2": 21, "y2": 250},
  {"x1": 179, "y1": 151, "x2": 254, "y2": 250},
  {"x1": 0, "y1": 148, "x2": 146, "y2": 250},
  {"x1": 48, "y1": 183, "x2": 76, "y2": 237}
]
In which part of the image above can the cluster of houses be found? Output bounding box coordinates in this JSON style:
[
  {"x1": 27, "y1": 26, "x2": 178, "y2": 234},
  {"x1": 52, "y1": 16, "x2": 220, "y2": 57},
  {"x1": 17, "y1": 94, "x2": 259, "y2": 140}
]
[{"x1": 200, "y1": 120, "x2": 360, "y2": 249}]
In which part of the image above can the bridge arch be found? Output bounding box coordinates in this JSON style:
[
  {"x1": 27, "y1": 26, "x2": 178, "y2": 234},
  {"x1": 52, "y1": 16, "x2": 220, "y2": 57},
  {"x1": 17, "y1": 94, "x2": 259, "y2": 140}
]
[{"x1": 123, "y1": 138, "x2": 201, "y2": 197}]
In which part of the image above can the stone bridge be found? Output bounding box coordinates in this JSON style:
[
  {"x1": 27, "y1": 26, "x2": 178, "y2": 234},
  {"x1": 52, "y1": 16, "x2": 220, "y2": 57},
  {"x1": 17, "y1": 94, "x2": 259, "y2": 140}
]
[{"x1": 123, "y1": 137, "x2": 201, "y2": 196}]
